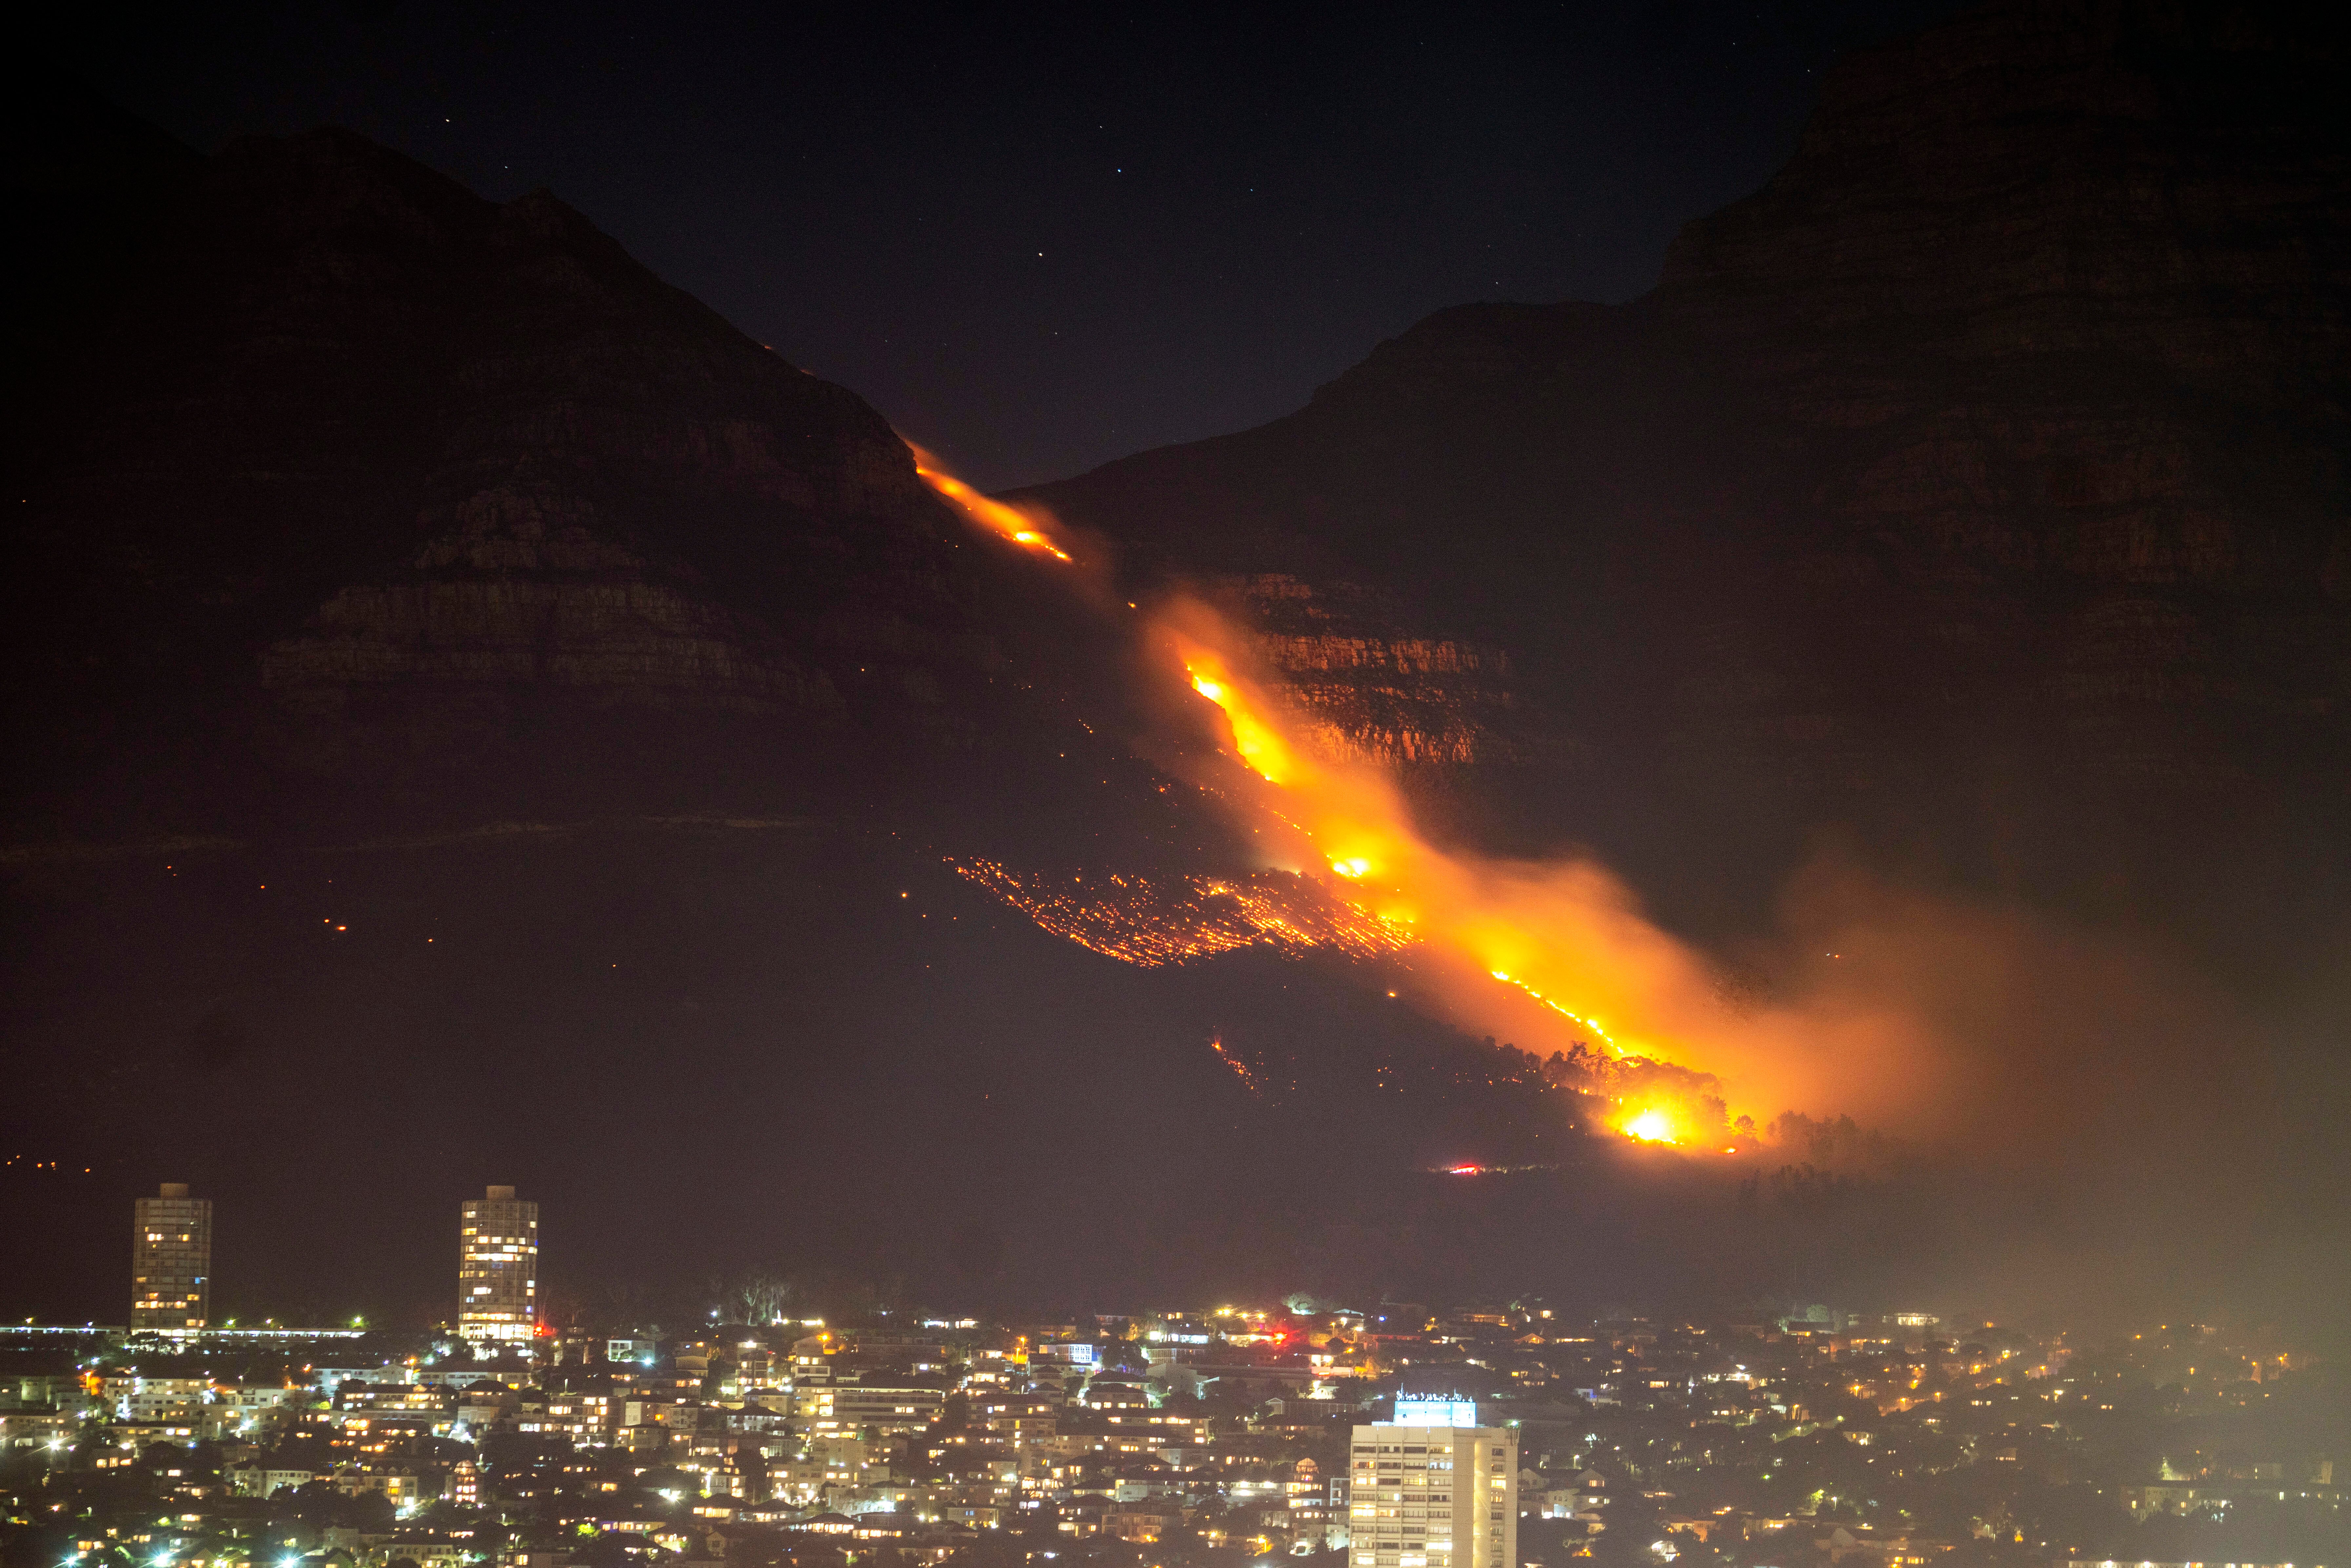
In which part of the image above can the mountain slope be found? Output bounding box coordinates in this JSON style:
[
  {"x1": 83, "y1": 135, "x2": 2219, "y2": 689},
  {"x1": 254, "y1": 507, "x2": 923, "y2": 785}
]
[
  {"x1": 4, "y1": 126, "x2": 1009, "y2": 843},
  {"x1": 4, "y1": 11, "x2": 2346, "y2": 1324},
  {"x1": 0, "y1": 116, "x2": 1686, "y2": 1319},
  {"x1": 1020, "y1": 0, "x2": 2351, "y2": 978}
]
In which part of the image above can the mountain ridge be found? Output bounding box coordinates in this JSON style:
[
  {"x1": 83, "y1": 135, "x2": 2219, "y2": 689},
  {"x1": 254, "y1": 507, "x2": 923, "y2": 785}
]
[
  {"x1": 3, "y1": 13, "x2": 2346, "y2": 1319},
  {"x1": 1018, "y1": 0, "x2": 2351, "y2": 979},
  {"x1": 3, "y1": 123, "x2": 1034, "y2": 845}
]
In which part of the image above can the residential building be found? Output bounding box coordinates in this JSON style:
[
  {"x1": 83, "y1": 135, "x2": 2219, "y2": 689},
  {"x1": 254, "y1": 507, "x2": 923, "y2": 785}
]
[
  {"x1": 1351, "y1": 1410, "x2": 1518, "y2": 1568},
  {"x1": 458, "y1": 1185, "x2": 538, "y2": 1345},
  {"x1": 796, "y1": 1377, "x2": 946, "y2": 1436},
  {"x1": 228, "y1": 1465, "x2": 318, "y2": 1498},
  {"x1": 132, "y1": 1183, "x2": 212, "y2": 1331},
  {"x1": 101, "y1": 1372, "x2": 212, "y2": 1422}
]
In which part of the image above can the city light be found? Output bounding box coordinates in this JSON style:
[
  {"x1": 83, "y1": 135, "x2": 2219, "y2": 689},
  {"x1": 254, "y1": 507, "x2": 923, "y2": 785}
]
[{"x1": 19, "y1": 947, "x2": 2331, "y2": 1568}]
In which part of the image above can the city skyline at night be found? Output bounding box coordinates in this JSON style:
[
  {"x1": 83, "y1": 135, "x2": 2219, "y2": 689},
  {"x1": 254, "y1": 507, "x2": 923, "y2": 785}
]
[{"x1": 5, "y1": 20, "x2": 2350, "y2": 1568}]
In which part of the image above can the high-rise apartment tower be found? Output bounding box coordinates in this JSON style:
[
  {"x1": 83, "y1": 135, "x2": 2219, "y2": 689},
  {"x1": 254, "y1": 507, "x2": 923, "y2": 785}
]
[
  {"x1": 131, "y1": 1182, "x2": 212, "y2": 1331},
  {"x1": 458, "y1": 1184, "x2": 538, "y2": 1345},
  {"x1": 1350, "y1": 1404, "x2": 1517, "y2": 1568}
]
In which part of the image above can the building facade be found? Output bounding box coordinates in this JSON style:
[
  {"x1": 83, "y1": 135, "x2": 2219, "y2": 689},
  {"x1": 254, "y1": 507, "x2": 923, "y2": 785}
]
[
  {"x1": 1351, "y1": 1412, "x2": 1517, "y2": 1568},
  {"x1": 457, "y1": 1184, "x2": 538, "y2": 1345},
  {"x1": 131, "y1": 1183, "x2": 212, "y2": 1330}
]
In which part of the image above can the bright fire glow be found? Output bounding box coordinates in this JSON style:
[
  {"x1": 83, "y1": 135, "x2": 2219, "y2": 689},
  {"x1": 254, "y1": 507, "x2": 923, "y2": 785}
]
[
  {"x1": 1157, "y1": 599, "x2": 1942, "y2": 1137},
  {"x1": 1182, "y1": 646, "x2": 1299, "y2": 785},
  {"x1": 901, "y1": 447, "x2": 1945, "y2": 1146},
  {"x1": 906, "y1": 441, "x2": 1075, "y2": 562},
  {"x1": 1622, "y1": 1109, "x2": 1677, "y2": 1144}
]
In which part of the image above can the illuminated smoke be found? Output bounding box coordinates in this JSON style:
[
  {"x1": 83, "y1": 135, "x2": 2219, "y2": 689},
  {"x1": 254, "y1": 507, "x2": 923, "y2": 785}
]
[{"x1": 1151, "y1": 598, "x2": 1969, "y2": 1144}]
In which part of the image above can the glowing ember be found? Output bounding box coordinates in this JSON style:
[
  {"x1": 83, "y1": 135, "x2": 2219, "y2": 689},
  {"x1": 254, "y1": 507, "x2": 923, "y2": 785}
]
[
  {"x1": 1487, "y1": 969, "x2": 1624, "y2": 1053},
  {"x1": 1208, "y1": 1037, "x2": 1265, "y2": 1096},
  {"x1": 949, "y1": 858, "x2": 1411, "y2": 967}
]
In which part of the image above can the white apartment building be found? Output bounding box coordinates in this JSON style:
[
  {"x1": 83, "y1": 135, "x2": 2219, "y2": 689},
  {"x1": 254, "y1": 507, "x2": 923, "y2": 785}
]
[{"x1": 1350, "y1": 1405, "x2": 1517, "y2": 1568}]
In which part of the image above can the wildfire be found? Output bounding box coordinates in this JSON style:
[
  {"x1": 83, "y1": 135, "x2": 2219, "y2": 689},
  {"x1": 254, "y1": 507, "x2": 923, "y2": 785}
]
[
  {"x1": 1181, "y1": 644, "x2": 1301, "y2": 786},
  {"x1": 1487, "y1": 968, "x2": 1625, "y2": 1053},
  {"x1": 948, "y1": 858, "x2": 1411, "y2": 966},
  {"x1": 1153, "y1": 600, "x2": 1949, "y2": 1138},
  {"x1": 1208, "y1": 1037, "x2": 1265, "y2": 1097},
  {"x1": 1169, "y1": 612, "x2": 1662, "y2": 1048},
  {"x1": 1621, "y1": 1108, "x2": 1678, "y2": 1144},
  {"x1": 905, "y1": 446, "x2": 1940, "y2": 1147},
  {"x1": 906, "y1": 440, "x2": 1074, "y2": 561}
]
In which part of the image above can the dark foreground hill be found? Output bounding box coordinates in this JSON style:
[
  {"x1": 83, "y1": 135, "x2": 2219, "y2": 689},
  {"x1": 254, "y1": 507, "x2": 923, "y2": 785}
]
[{"x1": 1022, "y1": 0, "x2": 2351, "y2": 989}]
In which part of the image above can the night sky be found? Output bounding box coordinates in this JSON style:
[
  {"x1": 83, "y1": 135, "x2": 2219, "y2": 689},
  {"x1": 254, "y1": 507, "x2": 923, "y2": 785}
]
[{"x1": 51, "y1": 0, "x2": 1954, "y2": 488}]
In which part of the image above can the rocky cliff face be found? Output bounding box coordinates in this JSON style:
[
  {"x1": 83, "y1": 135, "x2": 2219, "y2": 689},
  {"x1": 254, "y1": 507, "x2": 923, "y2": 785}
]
[
  {"x1": 1233, "y1": 575, "x2": 1521, "y2": 769},
  {"x1": 5, "y1": 128, "x2": 1006, "y2": 837},
  {"x1": 1656, "y1": 0, "x2": 2351, "y2": 382},
  {"x1": 1023, "y1": 0, "x2": 2351, "y2": 973}
]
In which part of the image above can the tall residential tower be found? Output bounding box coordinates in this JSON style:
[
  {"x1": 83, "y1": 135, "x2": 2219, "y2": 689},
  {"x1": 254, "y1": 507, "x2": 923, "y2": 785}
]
[
  {"x1": 1350, "y1": 1402, "x2": 1517, "y2": 1568},
  {"x1": 131, "y1": 1183, "x2": 211, "y2": 1331},
  {"x1": 458, "y1": 1185, "x2": 538, "y2": 1346}
]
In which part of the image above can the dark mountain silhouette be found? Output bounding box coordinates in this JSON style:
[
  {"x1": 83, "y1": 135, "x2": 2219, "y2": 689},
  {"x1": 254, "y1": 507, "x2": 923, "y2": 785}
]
[
  {"x1": 3, "y1": 116, "x2": 1037, "y2": 847},
  {"x1": 1022, "y1": 0, "x2": 2351, "y2": 987},
  {"x1": 4, "y1": 0, "x2": 2347, "y2": 1329},
  {"x1": 0, "y1": 108, "x2": 1666, "y2": 1323}
]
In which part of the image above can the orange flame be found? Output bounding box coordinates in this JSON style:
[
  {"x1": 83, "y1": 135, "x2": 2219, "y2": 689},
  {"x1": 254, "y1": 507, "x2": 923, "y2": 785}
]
[
  {"x1": 1627, "y1": 1109, "x2": 1683, "y2": 1147},
  {"x1": 1176, "y1": 643, "x2": 1302, "y2": 787},
  {"x1": 899, "y1": 447, "x2": 1944, "y2": 1146},
  {"x1": 906, "y1": 440, "x2": 1074, "y2": 561},
  {"x1": 1158, "y1": 603, "x2": 1943, "y2": 1139},
  {"x1": 1621, "y1": 1107, "x2": 1679, "y2": 1145}
]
